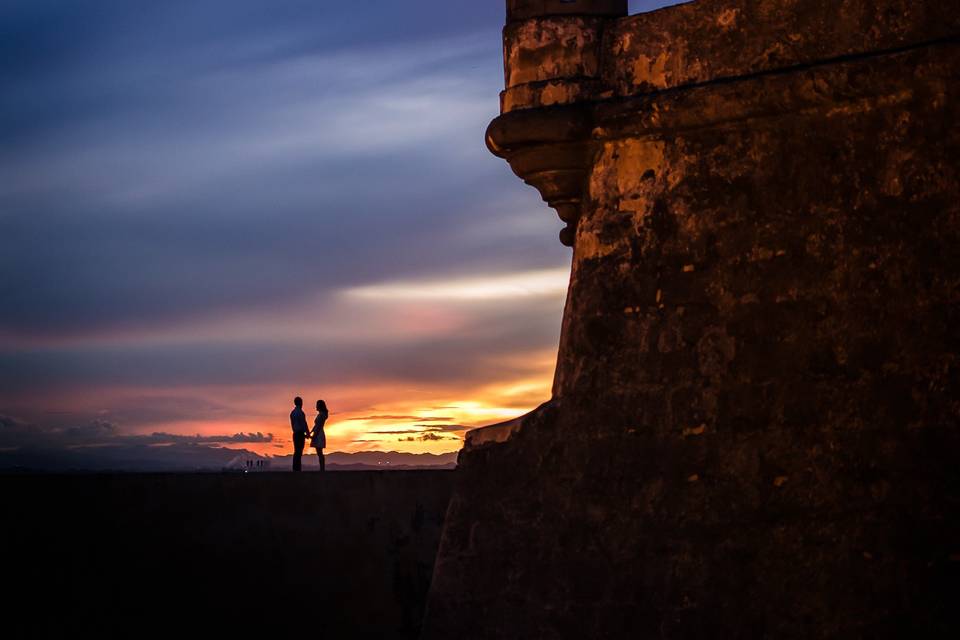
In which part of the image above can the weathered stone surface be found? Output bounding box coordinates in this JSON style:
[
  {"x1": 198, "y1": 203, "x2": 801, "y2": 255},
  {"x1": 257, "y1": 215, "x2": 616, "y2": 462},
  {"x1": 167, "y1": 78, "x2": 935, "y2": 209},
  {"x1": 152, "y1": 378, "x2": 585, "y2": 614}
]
[
  {"x1": 496, "y1": 1, "x2": 629, "y2": 241},
  {"x1": 424, "y1": 0, "x2": 960, "y2": 637},
  {"x1": 605, "y1": 0, "x2": 960, "y2": 96}
]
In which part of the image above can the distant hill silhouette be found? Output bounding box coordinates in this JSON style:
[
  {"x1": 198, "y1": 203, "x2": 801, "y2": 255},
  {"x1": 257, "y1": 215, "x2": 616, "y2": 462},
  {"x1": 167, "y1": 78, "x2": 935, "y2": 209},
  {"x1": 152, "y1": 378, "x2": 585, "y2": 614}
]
[
  {"x1": 0, "y1": 446, "x2": 458, "y2": 473},
  {"x1": 273, "y1": 450, "x2": 458, "y2": 470}
]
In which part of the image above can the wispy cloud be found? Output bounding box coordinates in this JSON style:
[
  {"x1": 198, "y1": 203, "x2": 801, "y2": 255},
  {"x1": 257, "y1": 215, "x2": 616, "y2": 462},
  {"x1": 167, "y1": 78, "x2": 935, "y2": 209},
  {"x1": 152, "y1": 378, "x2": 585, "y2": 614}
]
[
  {"x1": 0, "y1": 415, "x2": 273, "y2": 449},
  {"x1": 344, "y1": 268, "x2": 569, "y2": 302},
  {"x1": 0, "y1": 0, "x2": 587, "y2": 460}
]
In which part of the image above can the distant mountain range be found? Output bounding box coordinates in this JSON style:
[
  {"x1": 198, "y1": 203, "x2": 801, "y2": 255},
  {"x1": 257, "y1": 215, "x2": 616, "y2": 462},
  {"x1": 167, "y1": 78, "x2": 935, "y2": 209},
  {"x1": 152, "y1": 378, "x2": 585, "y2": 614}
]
[
  {"x1": 0, "y1": 444, "x2": 458, "y2": 473},
  {"x1": 267, "y1": 450, "x2": 458, "y2": 470}
]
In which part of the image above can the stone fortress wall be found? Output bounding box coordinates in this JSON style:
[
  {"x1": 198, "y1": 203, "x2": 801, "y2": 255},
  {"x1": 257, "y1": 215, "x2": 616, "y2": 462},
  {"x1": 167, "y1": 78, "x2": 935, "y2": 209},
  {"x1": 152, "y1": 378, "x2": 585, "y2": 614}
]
[{"x1": 424, "y1": 1, "x2": 960, "y2": 637}]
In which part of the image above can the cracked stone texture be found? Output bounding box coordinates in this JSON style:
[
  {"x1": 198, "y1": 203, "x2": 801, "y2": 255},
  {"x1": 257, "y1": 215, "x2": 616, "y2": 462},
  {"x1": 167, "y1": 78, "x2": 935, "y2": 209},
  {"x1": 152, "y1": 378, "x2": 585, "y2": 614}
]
[{"x1": 424, "y1": 1, "x2": 960, "y2": 638}]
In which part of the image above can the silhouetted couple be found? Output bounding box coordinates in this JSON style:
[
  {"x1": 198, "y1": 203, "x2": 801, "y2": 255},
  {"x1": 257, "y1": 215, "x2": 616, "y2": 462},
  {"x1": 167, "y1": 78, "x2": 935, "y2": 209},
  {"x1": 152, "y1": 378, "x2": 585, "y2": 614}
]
[{"x1": 290, "y1": 396, "x2": 328, "y2": 472}]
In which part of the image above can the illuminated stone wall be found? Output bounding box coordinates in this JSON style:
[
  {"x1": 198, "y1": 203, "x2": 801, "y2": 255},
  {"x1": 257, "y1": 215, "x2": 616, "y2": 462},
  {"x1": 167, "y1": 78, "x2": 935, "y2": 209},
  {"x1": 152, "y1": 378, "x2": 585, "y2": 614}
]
[{"x1": 424, "y1": 1, "x2": 960, "y2": 637}]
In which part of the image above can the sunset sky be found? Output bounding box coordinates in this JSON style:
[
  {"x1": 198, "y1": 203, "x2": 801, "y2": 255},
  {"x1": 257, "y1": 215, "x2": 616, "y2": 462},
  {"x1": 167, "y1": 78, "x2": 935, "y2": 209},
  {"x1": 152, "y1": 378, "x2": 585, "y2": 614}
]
[{"x1": 0, "y1": 0, "x2": 673, "y2": 469}]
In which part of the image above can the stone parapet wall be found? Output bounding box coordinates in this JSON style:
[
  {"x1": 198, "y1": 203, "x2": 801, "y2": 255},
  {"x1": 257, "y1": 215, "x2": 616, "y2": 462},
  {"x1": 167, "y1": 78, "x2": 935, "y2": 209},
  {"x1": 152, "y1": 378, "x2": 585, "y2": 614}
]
[
  {"x1": 604, "y1": 0, "x2": 960, "y2": 96},
  {"x1": 501, "y1": 0, "x2": 960, "y2": 113}
]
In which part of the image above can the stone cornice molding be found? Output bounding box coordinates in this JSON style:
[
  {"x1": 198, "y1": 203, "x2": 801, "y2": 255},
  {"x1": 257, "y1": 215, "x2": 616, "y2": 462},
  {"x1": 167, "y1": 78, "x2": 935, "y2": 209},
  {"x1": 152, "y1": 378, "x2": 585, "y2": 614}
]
[{"x1": 486, "y1": 105, "x2": 594, "y2": 246}]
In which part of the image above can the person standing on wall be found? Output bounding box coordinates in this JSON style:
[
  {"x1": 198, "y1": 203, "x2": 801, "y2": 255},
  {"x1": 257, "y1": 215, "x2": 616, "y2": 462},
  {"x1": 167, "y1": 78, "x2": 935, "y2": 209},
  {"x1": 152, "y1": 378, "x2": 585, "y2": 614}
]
[
  {"x1": 290, "y1": 396, "x2": 309, "y2": 472},
  {"x1": 311, "y1": 399, "x2": 329, "y2": 472}
]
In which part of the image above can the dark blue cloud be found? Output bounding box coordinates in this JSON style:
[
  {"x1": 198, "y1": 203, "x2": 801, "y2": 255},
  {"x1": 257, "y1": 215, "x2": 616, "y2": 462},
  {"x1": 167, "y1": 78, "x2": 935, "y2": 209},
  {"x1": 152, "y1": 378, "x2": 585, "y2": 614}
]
[
  {"x1": 0, "y1": 1, "x2": 677, "y2": 442},
  {"x1": 1, "y1": 1, "x2": 552, "y2": 336},
  {"x1": 0, "y1": 294, "x2": 564, "y2": 394},
  {"x1": 1, "y1": 0, "x2": 678, "y2": 338}
]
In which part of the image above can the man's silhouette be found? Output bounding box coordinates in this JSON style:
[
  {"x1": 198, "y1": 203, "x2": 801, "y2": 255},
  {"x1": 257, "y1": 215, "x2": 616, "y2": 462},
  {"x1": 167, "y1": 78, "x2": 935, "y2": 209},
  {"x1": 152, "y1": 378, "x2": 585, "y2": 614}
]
[{"x1": 290, "y1": 396, "x2": 309, "y2": 472}]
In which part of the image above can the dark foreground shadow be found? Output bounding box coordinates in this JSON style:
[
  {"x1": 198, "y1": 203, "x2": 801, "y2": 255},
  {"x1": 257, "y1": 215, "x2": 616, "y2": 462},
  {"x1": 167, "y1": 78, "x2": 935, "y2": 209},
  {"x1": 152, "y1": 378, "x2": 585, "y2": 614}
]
[{"x1": 1, "y1": 470, "x2": 454, "y2": 638}]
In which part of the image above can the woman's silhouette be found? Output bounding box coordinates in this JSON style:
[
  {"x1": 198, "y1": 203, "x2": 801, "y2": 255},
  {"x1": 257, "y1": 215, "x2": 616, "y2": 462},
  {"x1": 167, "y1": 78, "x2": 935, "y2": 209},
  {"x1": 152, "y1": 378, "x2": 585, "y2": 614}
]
[{"x1": 311, "y1": 399, "x2": 329, "y2": 472}]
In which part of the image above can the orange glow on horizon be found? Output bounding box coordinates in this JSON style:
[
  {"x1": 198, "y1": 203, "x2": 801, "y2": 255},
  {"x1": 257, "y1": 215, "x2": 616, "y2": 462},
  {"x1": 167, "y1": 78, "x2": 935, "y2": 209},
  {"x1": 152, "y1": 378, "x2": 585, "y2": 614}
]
[
  {"x1": 12, "y1": 348, "x2": 558, "y2": 459},
  {"x1": 0, "y1": 266, "x2": 566, "y2": 462},
  {"x1": 265, "y1": 365, "x2": 555, "y2": 456}
]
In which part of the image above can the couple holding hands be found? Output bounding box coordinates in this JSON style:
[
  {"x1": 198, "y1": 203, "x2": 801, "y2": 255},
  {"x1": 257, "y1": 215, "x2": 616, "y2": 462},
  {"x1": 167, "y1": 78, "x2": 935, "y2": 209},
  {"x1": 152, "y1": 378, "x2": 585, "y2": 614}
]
[{"x1": 290, "y1": 396, "x2": 328, "y2": 471}]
